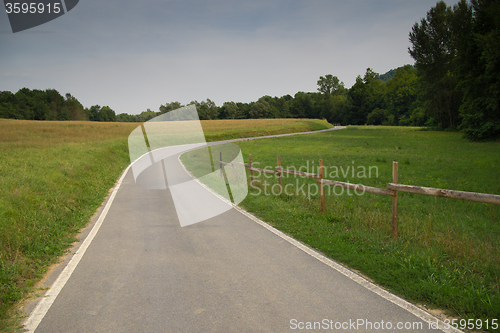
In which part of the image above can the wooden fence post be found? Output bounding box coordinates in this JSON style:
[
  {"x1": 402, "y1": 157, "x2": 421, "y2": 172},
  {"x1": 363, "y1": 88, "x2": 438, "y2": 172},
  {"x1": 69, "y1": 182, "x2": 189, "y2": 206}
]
[
  {"x1": 392, "y1": 161, "x2": 399, "y2": 241},
  {"x1": 249, "y1": 154, "x2": 253, "y2": 185},
  {"x1": 320, "y1": 159, "x2": 325, "y2": 214},
  {"x1": 277, "y1": 155, "x2": 282, "y2": 196}
]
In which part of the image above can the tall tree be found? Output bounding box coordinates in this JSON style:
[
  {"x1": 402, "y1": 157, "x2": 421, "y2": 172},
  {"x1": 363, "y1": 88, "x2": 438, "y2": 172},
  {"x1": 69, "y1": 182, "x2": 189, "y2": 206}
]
[
  {"x1": 65, "y1": 93, "x2": 87, "y2": 120},
  {"x1": 383, "y1": 65, "x2": 419, "y2": 125},
  {"x1": 347, "y1": 68, "x2": 385, "y2": 125},
  {"x1": 317, "y1": 74, "x2": 344, "y2": 95},
  {"x1": 409, "y1": 1, "x2": 463, "y2": 129},
  {"x1": 458, "y1": 0, "x2": 500, "y2": 140}
]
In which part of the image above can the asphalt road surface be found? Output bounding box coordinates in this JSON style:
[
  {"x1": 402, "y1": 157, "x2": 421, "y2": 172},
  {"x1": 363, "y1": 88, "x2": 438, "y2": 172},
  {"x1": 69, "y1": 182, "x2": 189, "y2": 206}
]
[{"x1": 22, "y1": 128, "x2": 459, "y2": 333}]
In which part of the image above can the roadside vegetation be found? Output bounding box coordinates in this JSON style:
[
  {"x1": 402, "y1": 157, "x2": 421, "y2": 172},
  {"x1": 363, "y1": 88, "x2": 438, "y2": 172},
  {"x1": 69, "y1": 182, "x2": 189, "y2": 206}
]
[
  {"x1": 0, "y1": 120, "x2": 135, "y2": 332},
  {"x1": 0, "y1": 118, "x2": 330, "y2": 332},
  {"x1": 226, "y1": 126, "x2": 499, "y2": 332}
]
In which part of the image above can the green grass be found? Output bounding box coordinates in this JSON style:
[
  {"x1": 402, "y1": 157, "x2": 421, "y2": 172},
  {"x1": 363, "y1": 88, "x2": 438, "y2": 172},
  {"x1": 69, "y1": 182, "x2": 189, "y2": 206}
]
[
  {"x1": 4, "y1": 120, "x2": 498, "y2": 332},
  {"x1": 184, "y1": 126, "x2": 500, "y2": 332},
  {"x1": 0, "y1": 142, "x2": 132, "y2": 332},
  {"x1": 200, "y1": 118, "x2": 333, "y2": 141},
  {"x1": 0, "y1": 118, "x2": 331, "y2": 332}
]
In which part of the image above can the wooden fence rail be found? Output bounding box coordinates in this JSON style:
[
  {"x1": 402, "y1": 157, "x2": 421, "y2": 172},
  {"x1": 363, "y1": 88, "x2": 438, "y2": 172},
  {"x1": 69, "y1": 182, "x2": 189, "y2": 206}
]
[
  {"x1": 386, "y1": 183, "x2": 500, "y2": 205},
  {"x1": 219, "y1": 154, "x2": 500, "y2": 241},
  {"x1": 318, "y1": 179, "x2": 395, "y2": 197}
]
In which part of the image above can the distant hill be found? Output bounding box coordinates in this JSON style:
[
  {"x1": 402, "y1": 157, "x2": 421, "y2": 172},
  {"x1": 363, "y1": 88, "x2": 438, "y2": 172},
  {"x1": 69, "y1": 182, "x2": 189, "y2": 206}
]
[{"x1": 379, "y1": 65, "x2": 414, "y2": 82}]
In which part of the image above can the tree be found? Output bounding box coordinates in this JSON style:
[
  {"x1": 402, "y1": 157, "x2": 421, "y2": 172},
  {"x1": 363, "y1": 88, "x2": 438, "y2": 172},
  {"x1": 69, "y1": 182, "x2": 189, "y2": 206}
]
[
  {"x1": 458, "y1": 0, "x2": 500, "y2": 140},
  {"x1": 194, "y1": 99, "x2": 219, "y2": 120},
  {"x1": 290, "y1": 92, "x2": 314, "y2": 118},
  {"x1": 136, "y1": 109, "x2": 159, "y2": 122},
  {"x1": 236, "y1": 102, "x2": 251, "y2": 119},
  {"x1": 367, "y1": 108, "x2": 388, "y2": 125},
  {"x1": 159, "y1": 101, "x2": 183, "y2": 114},
  {"x1": 99, "y1": 106, "x2": 116, "y2": 122},
  {"x1": 347, "y1": 69, "x2": 385, "y2": 125},
  {"x1": 321, "y1": 93, "x2": 350, "y2": 125},
  {"x1": 0, "y1": 91, "x2": 20, "y2": 119},
  {"x1": 317, "y1": 74, "x2": 344, "y2": 95},
  {"x1": 88, "y1": 105, "x2": 101, "y2": 121},
  {"x1": 45, "y1": 89, "x2": 65, "y2": 120},
  {"x1": 409, "y1": 1, "x2": 463, "y2": 129},
  {"x1": 383, "y1": 65, "x2": 419, "y2": 125},
  {"x1": 65, "y1": 93, "x2": 87, "y2": 120},
  {"x1": 249, "y1": 99, "x2": 272, "y2": 118},
  {"x1": 274, "y1": 95, "x2": 293, "y2": 118},
  {"x1": 222, "y1": 101, "x2": 242, "y2": 119}
]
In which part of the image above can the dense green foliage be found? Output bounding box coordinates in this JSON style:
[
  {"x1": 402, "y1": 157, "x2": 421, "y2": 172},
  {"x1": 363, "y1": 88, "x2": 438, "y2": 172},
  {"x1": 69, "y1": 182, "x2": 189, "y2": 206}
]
[
  {"x1": 0, "y1": 88, "x2": 115, "y2": 122},
  {"x1": 409, "y1": 0, "x2": 500, "y2": 140}
]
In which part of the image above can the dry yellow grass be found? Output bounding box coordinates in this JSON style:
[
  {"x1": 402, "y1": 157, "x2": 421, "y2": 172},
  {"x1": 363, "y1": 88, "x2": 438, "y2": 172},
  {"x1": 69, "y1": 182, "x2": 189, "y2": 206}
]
[
  {"x1": 0, "y1": 119, "x2": 138, "y2": 149},
  {"x1": 0, "y1": 118, "x2": 332, "y2": 149}
]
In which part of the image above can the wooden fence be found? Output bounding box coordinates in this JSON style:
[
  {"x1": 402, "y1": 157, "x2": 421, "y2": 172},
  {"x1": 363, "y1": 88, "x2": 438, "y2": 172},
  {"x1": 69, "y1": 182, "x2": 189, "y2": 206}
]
[{"x1": 220, "y1": 154, "x2": 500, "y2": 241}]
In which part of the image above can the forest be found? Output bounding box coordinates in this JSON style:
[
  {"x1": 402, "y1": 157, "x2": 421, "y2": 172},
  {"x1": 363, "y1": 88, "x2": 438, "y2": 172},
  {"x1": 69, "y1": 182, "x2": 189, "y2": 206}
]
[{"x1": 0, "y1": 0, "x2": 498, "y2": 141}]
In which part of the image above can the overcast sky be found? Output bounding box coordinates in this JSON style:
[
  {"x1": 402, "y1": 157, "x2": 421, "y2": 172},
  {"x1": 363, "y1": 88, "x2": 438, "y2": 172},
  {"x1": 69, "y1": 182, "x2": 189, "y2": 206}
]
[{"x1": 0, "y1": 0, "x2": 440, "y2": 115}]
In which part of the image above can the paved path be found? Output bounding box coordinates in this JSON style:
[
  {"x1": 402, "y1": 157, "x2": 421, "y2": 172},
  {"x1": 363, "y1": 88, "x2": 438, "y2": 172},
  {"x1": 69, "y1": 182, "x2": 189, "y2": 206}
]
[{"x1": 22, "y1": 127, "x2": 457, "y2": 332}]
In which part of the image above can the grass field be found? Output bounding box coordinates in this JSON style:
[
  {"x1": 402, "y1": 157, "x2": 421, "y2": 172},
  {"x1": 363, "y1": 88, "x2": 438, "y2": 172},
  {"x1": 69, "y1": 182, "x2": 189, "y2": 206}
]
[
  {"x1": 200, "y1": 118, "x2": 332, "y2": 141},
  {"x1": 0, "y1": 118, "x2": 331, "y2": 332},
  {"x1": 215, "y1": 126, "x2": 499, "y2": 332}
]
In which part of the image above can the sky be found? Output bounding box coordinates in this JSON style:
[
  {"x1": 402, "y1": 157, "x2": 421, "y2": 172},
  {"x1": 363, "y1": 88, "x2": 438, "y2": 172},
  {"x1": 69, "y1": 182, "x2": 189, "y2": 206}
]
[{"x1": 0, "y1": 0, "x2": 440, "y2": 115}]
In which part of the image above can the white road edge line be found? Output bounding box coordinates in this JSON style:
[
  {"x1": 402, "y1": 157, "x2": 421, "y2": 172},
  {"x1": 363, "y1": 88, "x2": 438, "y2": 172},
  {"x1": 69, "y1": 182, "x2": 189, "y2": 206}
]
[
  {"x1": 24, "y1": 126, "x2": 462, "y2": 333},
  {"x1": 23, "y1": 164, "x2": 132, "y2": 333},
  {"x1": 178, "y1": 154, "x2": 463, "y2": 333},
  {"x1": 234, "y1": 207, "x2": 463, "y2": 333},
  {"x1": 22, "y1": 126, "x2": 339, "y2": 331}
]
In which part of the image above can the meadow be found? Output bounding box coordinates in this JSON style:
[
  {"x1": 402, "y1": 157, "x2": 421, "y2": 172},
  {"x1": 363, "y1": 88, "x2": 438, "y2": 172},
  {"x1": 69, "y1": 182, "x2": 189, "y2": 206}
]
[
  {"x1": 0, "y1": 118, "x2": 330, "y2": 332},
  {"x1": 200, "y1": 118, "x2": 332, "y2": 141},
  {"x1": 224, "y1": 126, "x2": 500, "y2": 331}
]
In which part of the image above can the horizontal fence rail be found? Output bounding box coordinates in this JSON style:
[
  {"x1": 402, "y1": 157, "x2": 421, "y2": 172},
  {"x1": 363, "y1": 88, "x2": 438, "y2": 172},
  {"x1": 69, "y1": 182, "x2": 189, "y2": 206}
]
[
  {"x1": 387, "y1": 183, "x2": 500, "y2": 205},
  {"x1": 219, "y1": 154, "x2": 500, "y2": 241},
  {"x1": 319, "y1": 179, "x2": 396, "y2": 197},
  {"x1": 277, "y1": 167, "x2": 320, "y2": 179}
]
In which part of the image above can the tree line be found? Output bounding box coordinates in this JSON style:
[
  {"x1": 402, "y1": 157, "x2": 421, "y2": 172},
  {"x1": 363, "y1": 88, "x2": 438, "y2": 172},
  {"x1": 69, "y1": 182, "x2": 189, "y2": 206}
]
[
  {"x1": 114, "y1": 65, "x2": 422, "y2": 128},
  {"x1": 409, "y1": 0, "x2": 499, "y2": 140},
  {"x1": 119, "y1": 0, "x2": 498, "y2": 141},
  {"x1": 0, "y1": 67, "x2": 423, "y2": 128},
  {"x1": 0, "y1": 88, "x2": 116, "y2": 122},
  {"x1": 1, "y1": 0, "x2": 497, "y2": 141}
]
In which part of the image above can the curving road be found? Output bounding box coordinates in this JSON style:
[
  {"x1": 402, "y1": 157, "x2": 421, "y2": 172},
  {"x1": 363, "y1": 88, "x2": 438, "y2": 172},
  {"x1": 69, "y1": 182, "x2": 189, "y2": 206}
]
[{"x1": 22, "y1": 127, "x2": 459, "y2": 333}]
